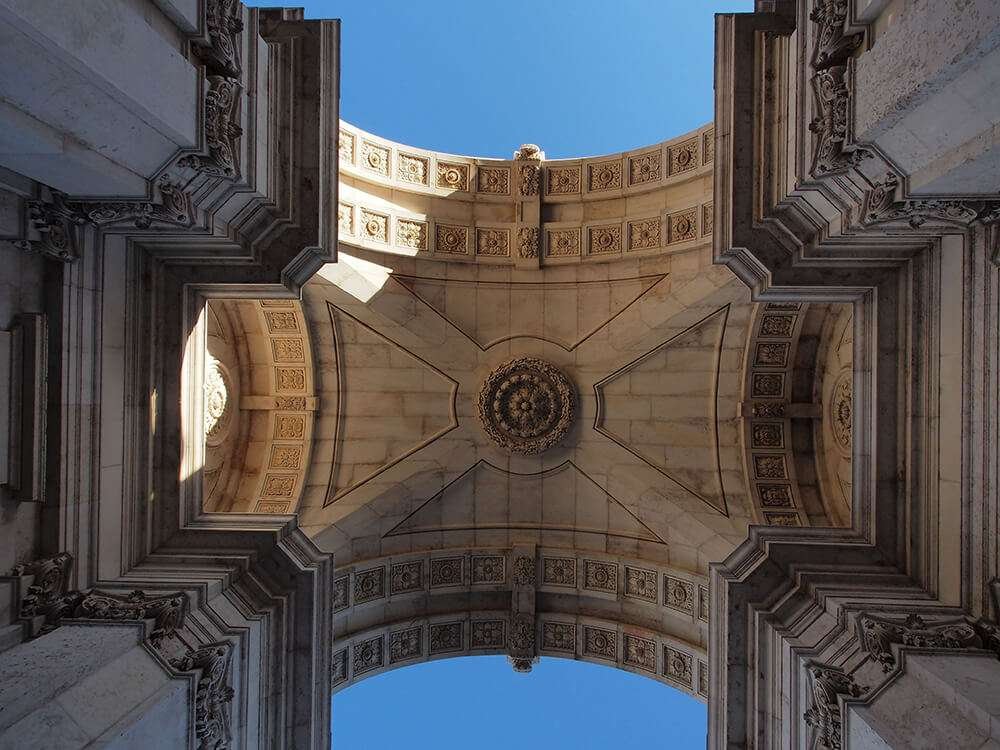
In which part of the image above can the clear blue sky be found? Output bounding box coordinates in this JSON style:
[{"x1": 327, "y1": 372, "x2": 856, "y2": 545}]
[
  {"x1": 333, "y1": 656, "x2": 708, "y2": 749},
  {"x1": 243, "y1": 1, "x2": 749, "y2": 746},
  {"x1": 262, "y1": 0, "x2": 752, "y2": 158}
]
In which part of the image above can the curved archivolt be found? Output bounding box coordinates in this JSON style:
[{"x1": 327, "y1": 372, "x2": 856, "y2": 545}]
[
  {"x1": 337, "y1": 119, "x2": 716, "y2": 264},
  {"x1": 332, "y1": 548, "x2": 710, "y2": 701},
  {"x1": 195, "y1": 298, "x2": 317, "y2": 514}
]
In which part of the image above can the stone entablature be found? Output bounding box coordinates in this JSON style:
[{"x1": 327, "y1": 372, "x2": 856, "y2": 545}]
[{"x1": 337, "y1": 120, "x2": 714, "y2": 264}]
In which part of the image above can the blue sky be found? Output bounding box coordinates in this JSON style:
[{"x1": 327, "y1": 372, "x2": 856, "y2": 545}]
[
  {"x1": 242, "y1": 1, "x2": 751, "y2": 745},
  {"x1": 333, "y1": 656, "x2": 708, "y2": 749},
  {"x1": 283, "y1": 0, "x2": 752, "y2": 158}
]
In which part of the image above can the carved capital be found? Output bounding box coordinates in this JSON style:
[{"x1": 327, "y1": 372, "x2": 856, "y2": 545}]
[{"x1": 804, "y1": 662, "x2": 862, "y2": 750}]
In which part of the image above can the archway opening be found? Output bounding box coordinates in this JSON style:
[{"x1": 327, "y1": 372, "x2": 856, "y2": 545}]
[{"x1": 333, "y1": 655, "x2": 707, "y2": 748}]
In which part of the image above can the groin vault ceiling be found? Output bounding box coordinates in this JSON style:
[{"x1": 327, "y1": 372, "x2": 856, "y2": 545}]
[
  {"x1": 200, "y1": 120, "x2": 855, "y2": 569},
  {"x1": 196, "y1": 118, "x2": 853, "y2": 694}
]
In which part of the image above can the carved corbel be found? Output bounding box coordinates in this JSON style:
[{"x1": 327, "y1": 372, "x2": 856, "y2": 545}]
[
  {"x1": 10, "y1": 552, "x2": 73, "y2": 618},
  {"x1": 808, "y1": 66, "x2": 873, "y2": 175},
  {"x1": 857, "y1": 612, "x2": 1000, "y2": 672},
  {"x1": 178, "y1": 76, "x2": 244, "y2": 179},
  {"x1": 807, "y1": 0, "x2": 872, "y2": 176},
  {"x1": 192, "y1": 0, "x2": 244, "y2": 78},
  {"x1": 12, "y1": 191, "x2": 87, "y2": 261},
  {"x1": 863, "y1": 172, "x2": 1000, "y2": 228},
  {"x1": 72, "y1": 178, "x2": 196, "y2": 229},
  {"x1": 809, "y1": 0, "x2": 863, "y2": 70},
  {"x1": 73, "y1": 589, "x2": 189, "y2": 645},
  {"x1": 803, "y1": 662, "x2": 863, "y2": 750},
  {"x1": 171, "y1": 641, "x2": 235, "y2": 750}
]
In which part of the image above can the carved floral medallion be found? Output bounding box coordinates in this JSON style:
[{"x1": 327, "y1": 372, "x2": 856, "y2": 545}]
[{"x1": 478, "y1": 358, "x2": 575, "y2": 455}]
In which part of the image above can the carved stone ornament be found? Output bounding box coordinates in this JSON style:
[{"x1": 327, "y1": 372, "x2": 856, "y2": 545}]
[
  {"x1": 803, "y1": 662, "x2": 862, "y2": 750},
  {"x1": 518, "y1": 163, "x2": 540, "y2": 196},
  {"x1": 830, "y1": 370, "x2": 852, "y2": 451},
  {"x1": 507, "y1": 613, "x2": 537, "y2": 673},
  {"x1": 204, "y1": 358, "x2": 232, "y2": 441},
  {"x1": 12, "y1": 193, "x2": 87, "y2": 261},
  {"x1": 193, "y1": 0, "x2": 244, "y2": 78},
  {"x1": 857, "y1": 612, "x2": 1000, "y2": 672},
  {"x1": 512, "y1": 556, "x2": 535, "y2": 586},
  {"x1": 807, "y1": 0, "x2": 872, "y2": 175},
  {"x1": 72, "y1": 178, "x2": 195, "y2": 230},
  {"x1": 73, "y1": 589, "x2": 189, "y2": 644},
  {"x1": 863, "y1": 172, "x2": 1000, "y2": 228},
  {"x1": 178, "y1": 76, "x2": 243, "y2": 178},
  {"x1": 518, "y1": 227, "x2": 539, "y2": 258},
  {"x1": 513, "y1": 143, "x2": 544, "y2": 161},
  {"x1": 171, "y1": 641, "x2": 235, "y2": 750},
  {"x1": 13, "y1": 557, "x2": 189, "y2": 641},
  {"x1": 11, "y1": 552, "x2": 73, "y2": 617},
  {"x1": 478, "y1": 358, "x2": 575, "y2": 455},
  {"x1": 809, "y1": 66, "x2": 872, "y2": 175}
]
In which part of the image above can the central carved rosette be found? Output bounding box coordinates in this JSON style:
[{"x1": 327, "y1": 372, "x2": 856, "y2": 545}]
[{"x1": 478, "y1": 358, "x2": 575, "y2": 455}]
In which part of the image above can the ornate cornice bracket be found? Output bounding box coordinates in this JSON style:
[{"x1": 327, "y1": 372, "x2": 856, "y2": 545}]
[
  {"x1": 808, "y1": 65, "x2": 874, "y2": 175},
  {"x1": 10, "y1": 554, "x2": 188, "y2": 644},
  {"x1": 170, "y1": 641, "x2": 235, "y2": 750},
  {"x1": 863, "y1": 172, "x2": 1000, "y2": 229},
  {"x1": 12, "y1": 192, "x2": 87, "y2": 262},
  {"x1": 177, "y1": 76, "x2": 243, "y2": 179},
  {"x1": 192, "y1": 0, "x2": 243, "y2": 79},
  {"x1": 807, "y1": 0, "x2": 873, "y2": 176},
  {"x1": 69, "y1": 178, "x2": 196, "y2": 230},
  {"x1": 857, "y1": 612, "x2": 1000, "y2": 673},
  {"x1": 12, "y1": 177, "x2": 197, "y2": 264},
  {"x1": 808, "y1": 0, "x2": 863, "y2": 70},
  {"x1": 10, "y1": 552, "x2": 74, "y2": 617},
  {"x1": 804, "y1": 662, "x2": 864, "y2": 750}
]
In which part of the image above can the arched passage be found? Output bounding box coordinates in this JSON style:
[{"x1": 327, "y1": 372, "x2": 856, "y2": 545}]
[{"x1": 332, "y1": 546, "x2": 710, "y2": 702}]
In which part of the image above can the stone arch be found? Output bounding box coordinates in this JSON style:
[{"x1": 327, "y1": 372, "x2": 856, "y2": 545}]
[
  {"x1": 332, "y1": 546, "x2": 709, "y2": 701},
  {"x1": 193, "y1": 298, "x2": 318, "y2": 513},
  {"x1": 737, "y1": 301, "x2": 853, "y2": 527}
]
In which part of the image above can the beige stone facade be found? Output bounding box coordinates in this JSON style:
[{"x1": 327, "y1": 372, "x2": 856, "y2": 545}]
[{"x1": 0, "y1": 0, "x2": 997, "y2": 748}]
